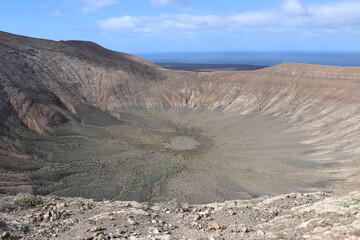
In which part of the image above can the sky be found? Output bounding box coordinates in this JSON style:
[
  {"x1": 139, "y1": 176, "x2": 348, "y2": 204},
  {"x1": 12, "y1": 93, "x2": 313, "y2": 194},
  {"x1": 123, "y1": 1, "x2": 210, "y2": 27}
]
[{"x1": 0, "y1": 0, "x2": 360, "y2": 53}]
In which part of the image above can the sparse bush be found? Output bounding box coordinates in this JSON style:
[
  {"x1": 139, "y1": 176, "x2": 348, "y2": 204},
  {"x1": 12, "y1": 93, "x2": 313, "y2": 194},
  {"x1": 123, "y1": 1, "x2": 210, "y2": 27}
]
[
  {"x1": 0, "y1": 219, "x2": 6, "y2": 228},
  {"x1": 15, "y1": 195, "x2": 43, "y2": 209},
  {"x1": 341, "y1": 200, "x2": 360, "y2": 208}
]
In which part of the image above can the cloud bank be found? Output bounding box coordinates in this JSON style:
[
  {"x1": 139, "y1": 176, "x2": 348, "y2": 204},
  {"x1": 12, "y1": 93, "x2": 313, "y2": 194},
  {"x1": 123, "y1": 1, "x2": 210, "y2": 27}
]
[{"x1": 98, "y1": 0, "x2": 360, "y2": 36}]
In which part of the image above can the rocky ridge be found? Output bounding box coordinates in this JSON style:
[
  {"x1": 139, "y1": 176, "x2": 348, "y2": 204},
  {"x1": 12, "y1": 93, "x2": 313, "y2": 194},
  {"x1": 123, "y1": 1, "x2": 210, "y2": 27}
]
[{"x1": 2, "y1": 191, "x2": 360, "y2": 239}]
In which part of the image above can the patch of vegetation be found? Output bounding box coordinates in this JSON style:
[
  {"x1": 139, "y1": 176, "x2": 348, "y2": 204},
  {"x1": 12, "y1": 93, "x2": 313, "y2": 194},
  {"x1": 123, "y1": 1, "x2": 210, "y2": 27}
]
[
  {"x1": 107, "y1": 149, "x2": 145, "y2": 160},
  {"x1": 0, "y1": 193, "x2": 7, "y2": 198},
  {"x1": 15, "y1": 195, "x2": 43, "y2": 209},
  {"x1": 0, "y1": 160, "x2": 42, "y2": 172},
  {"x1": 341, "y1": 200, "x2": 360, "y2": 208},
  {"x1": 244, "y1": 167, "x2": 253, "y2": 172},
  {"x1": 59, "y1": 211, "x2": 68, "y2": 220},
  {"x1": 9, "y1": 110, "x2": 203, "y2": 203},
  {"x1": 30, "y1": 168, "x2": 78, "y2": 182},
  {"x1": 113, "y1": 153, "x2": 185, "y2": 202},
  {"x1": 51, "y1": 122, "x2": 75, "y2": 135},
  {"x1": 0, "y1": 219, "x2": 6, "y2": 228},
  {"x1": 19, "y1": 125, "x2": 88, "y2": 165}
]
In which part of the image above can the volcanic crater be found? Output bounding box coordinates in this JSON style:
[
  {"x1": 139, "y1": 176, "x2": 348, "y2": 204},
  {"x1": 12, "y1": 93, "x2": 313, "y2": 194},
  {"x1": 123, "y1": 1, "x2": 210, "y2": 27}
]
[{"x1": 1, "y1": 31, "x2": 360, "y2": 204}]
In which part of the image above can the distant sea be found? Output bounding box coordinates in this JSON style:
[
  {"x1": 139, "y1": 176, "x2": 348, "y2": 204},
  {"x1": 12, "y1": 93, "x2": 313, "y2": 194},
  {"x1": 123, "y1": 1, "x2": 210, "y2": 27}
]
[{"x1": 137, "y1": 52, "x2": 360, "y2": 67}]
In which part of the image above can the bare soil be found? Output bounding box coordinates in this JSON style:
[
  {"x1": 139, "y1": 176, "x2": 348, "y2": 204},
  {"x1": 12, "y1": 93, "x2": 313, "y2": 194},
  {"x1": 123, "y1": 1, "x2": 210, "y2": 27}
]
[{"x1": 166, "y1": 136, "x2": 200, "y2": 150}]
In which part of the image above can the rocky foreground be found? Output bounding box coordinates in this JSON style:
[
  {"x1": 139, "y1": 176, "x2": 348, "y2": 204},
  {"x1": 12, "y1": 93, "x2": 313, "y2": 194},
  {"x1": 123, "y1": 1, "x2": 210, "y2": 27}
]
[{"x1": 1, "y1": 192, "x2": 360, "y2": 240}]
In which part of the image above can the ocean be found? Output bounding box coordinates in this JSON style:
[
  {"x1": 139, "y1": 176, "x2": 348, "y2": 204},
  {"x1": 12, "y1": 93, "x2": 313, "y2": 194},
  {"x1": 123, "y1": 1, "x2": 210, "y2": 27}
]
[{"x1": 137, "y1": 51, "x2": 360, "y2": 67}]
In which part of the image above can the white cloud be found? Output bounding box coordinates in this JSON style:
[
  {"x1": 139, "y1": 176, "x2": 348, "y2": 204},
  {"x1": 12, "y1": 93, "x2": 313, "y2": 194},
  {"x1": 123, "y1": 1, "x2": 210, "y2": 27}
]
[
  {"x1": 281, "y1": 0, "x2": 307, "y2": 16},
  {"x1": 98, "y1": 16, "x2": 139, "y2": 31},
  {"x1": 80, "y1": 0, "x2": 118, "y2": 12},
  {"x1": 98, "y1": 14, "x2": 224, "y2": 35},
  {"x1": 98, "y1": 0, "x2": 360, "y2": 35},
  {"x1": 150, "y1": 0, "x2": 188, "y2": 7},
  {"x1": 229, "y1": 11, "x2": 279, "y2": 27},
  {"x1": 307, "y1": 1, "x2": 360, "y2": 27}
]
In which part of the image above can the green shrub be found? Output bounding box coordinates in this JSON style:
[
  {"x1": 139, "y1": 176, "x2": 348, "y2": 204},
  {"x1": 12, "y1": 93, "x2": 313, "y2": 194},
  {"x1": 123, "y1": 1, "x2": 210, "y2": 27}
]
[
  {"x1": 341, "y1": 200, "x2": 360, "y2": 208},
  {"x1": 15, "y1": 195, "x2": 43, "y2": 209}
]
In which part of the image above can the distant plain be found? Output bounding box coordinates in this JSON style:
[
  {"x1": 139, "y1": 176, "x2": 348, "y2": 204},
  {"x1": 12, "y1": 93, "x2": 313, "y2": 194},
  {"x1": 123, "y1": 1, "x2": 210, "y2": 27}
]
[{"x1": 139, "y1": 51, "x2": 360, "y2": 67}]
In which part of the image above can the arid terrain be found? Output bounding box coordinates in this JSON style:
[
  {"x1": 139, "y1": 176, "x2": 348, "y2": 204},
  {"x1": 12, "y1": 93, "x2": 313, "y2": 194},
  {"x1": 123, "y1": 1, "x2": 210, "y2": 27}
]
[
  {"x1": 1, "y1": 31, "x2": 360, "y2": 239},
  {"x1": 155, "y1": 63, "x2": 267, "y2": 72},
  {"x1": 2, "y1": 191, "x2": 360, "y2": 239}
]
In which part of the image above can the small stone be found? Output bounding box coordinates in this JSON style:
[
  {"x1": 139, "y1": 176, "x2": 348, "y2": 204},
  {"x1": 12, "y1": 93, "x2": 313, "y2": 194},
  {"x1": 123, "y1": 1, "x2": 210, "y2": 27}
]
[
  {"x1": 96, "y1": 233, "x2": 105, "y2": 240},
  {"x1": 56, "y1": 202, "x2": 65, "y2": 209},
  {"x1": 350, "y1": 192, "x2": 360, "y2": 201},
  {"x1": 89, "y1": 226, "x2": 104, "y2": 232},
  {"x1": 43, "y1": 214, "x2": 50, "y2": 221},
  {"x1": 161, "y1": 235, "x2": 172, "y2": 240},
  {"x1": 94, "y1": 231, "x2": 105, "y2": 237},
  {"x1": 151, "y1": 205, "x2": 161, "y2": 211},
  {"x1": 209, "y1": 236, "x2": 223, "y2": 240},
  {"x1": 240, "y1": 227, "x2": 248, "y2": 233},
  {"x1": 227, "y1": 210, "x2": 236, "y2": 216},
  {"x1": 208, "y1": 222, "x2": 221, "y2": 231},
  {"x1": 142, "y1": 202, "x2": 150, "y2": 210},
  {"x1": 127, "y1": 218, "x2": 137, "y2": 225},
  {"x1": 199, "y1": 210, "x2": 210, "y2": 217},
  {"x1": 181, "y1": 204, "x2": 191, "y2": 212},
  {"x1": 149, "y1": 227, "x2": 160, "y2": 234},
  {"x1": 190, "y1": 221, "x2": 198, "y2": 227},
  {"x1": 1, "y1": 232, "x2": 11, "y2": 239}
]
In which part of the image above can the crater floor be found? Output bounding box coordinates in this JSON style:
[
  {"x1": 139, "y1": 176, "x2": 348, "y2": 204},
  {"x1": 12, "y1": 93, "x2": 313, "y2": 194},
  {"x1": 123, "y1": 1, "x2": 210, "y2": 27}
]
[{"x1": 5, "y1": 108, "x2": 336, "y2": 204}]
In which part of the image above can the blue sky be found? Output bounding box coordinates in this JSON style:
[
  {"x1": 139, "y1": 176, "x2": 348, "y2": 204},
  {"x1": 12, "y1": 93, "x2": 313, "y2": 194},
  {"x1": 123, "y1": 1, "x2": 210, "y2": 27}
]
[{"x1": 0, "y1": 0, "x2": 360, "y2": 53}]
